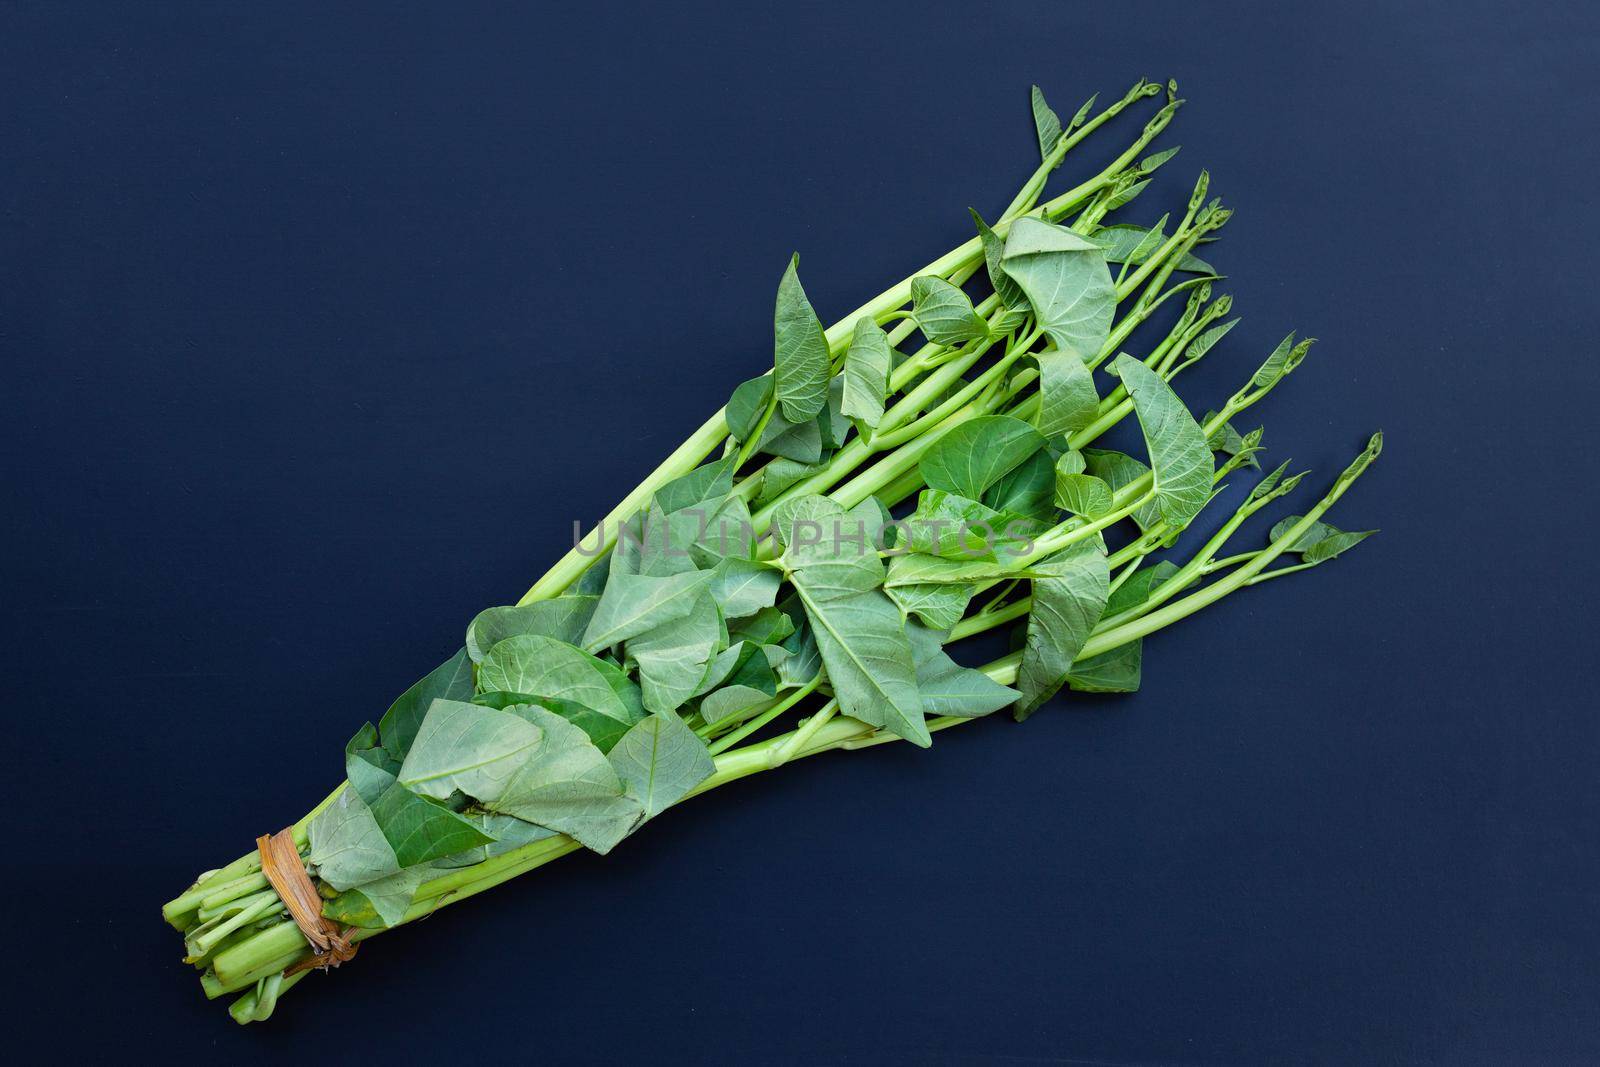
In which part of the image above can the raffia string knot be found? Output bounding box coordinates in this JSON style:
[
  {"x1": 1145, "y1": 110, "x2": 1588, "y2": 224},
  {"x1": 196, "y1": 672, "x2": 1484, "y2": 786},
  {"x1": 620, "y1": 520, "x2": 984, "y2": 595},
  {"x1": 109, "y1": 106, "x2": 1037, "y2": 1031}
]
[{"x1": 256, "y1": 829, "x2": 359, "y2": 976}]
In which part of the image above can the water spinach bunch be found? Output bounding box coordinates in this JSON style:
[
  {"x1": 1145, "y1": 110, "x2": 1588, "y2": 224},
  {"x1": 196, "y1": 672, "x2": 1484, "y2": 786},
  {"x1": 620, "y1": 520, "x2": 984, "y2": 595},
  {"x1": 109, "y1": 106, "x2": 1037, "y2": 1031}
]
[{"x1": 163, "y1": 78, "x2": 1382, "y2": 1023}]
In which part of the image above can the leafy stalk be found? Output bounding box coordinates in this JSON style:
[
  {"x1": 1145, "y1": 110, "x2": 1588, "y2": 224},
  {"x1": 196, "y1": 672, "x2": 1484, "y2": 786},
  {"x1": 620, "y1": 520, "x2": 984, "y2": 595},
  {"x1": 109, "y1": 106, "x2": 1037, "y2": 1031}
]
[{"x1": 162, "y1": 80, "x2": 1383, "y2": 1024}]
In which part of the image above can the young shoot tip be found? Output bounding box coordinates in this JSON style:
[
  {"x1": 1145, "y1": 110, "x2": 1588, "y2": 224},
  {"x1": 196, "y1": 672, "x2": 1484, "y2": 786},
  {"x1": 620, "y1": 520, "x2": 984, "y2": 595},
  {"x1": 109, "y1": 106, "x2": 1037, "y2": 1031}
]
[
  {"x1": 1130, "y1": 78, "x2": 1162, "y2": 101},
  {"x1": 1245, "y1": 459, "x2": 1294, "y2": 503},
  {"x1": 1146, "y1": 99, "x2": 1182, "y2": 133},
  {"x1": 1286, "y1": 337, "x2": 1316, "y2": 372},
  {"x1": 1281, "y1": 469, "x2": 1312, "y2": 494},
  {"x1": 1335, "y1": 434, "x2": 1383, "y2": 486}
]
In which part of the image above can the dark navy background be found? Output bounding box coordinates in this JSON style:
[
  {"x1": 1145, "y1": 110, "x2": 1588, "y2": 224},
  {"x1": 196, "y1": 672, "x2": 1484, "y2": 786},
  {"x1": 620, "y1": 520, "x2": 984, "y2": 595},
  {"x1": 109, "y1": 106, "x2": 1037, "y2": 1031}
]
[{"x1": 4, "y1": 2, "x2": 1596, "y2": 1062}]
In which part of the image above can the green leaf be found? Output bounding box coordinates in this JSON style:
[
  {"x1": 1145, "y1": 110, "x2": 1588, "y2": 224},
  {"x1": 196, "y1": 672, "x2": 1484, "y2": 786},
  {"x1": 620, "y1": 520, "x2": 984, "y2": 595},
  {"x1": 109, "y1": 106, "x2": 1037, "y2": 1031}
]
[
  {"x1": 641, "y1": 483, "x2": 751, "y2": 574},
  {"x1": 900, "y1": 491, "x2": 988, "y2": 560},
  {"x1": 1104, "y1": 177, "x2": 1150, "y2": 212},
  {"x1": 431, "y1": 812, "x2": 556, "y2": 869},
  {"x1": 654, "y1": 456, "x2": 736, "y2": 514},
  {"x1": 1064, "y1": 561, "x2": 1180, "y2": 694},
  {"x1": 1065, "y1": 640, "x2": 1143, "y2": 693},
  {"x1": 377, "y1": 648, "x2": 475, "y2": 760},
  {"x1": 1248, "y1": 460, "x2": 1292, "y2": 502},
  {"x1": 776, "y1": 607, "x2": 822, "y2": 688},
  {"x1": 1069, "y1": 92, "x2": 1097, "y2": 128},
  {"x1": 1252, "y1": 332, "x2": 1300, "y2": 388},
  {"x1": 773, "y1": 253, "x2": 831, "y2": 423},
  {"x1": 1201, "y1": 410, "x2": 1260, "y2": 468},
  {"x1": 610, "y1": 511, "x2": 647, "y2": 576},
  {"x1": 1001, "y1": 218, "x2": 1115, "y2": 358},
  {"x1": 635, "y1": 500, "x2": 709, "y2": 576},
  {"x1": 778, "y1": 494, "x2": 886, "y2": 597},
  {"x1": 552, "y1": 692, "x2": 649, "y2": 754},
  {"x1": 690, "y1": 494, "x2": 757, "y2": 566},
  {"x1": 1034, "y1": 348, "x2": 1100, "y2": 437},
  {"x1": 581, "y1": 570, "x2": 711, "y2": 651},
  {"x1": 824, "y1": 374, "x2": 850, "y2": 449},
  {"x1": 885, "y1": 580, "x2": 974, "y2": 631},
  {"x1": 1053, "y1": 471, "x2": 1113, "y2": 518},
  {"x1": 1080, "y1": 447, "x2": 1156, "y2": 530},
  {"x1": 1080, "y1": 446, "x2": 1148, "y2": 485},
  {"x1": 725, "y1": 373, "x2": 774, "y2": 440},
  {"x1": 608, "y1": 712, "x2": 715, "y2": 818},
  {"x1": 1030, "y1": 84, "x2": 1062, "y2": 159},
  {"x1": 1107, "y1": 560, "x2": 1180, "y2": 615},
  {"x1": 699, "y1": 684, "x2": 775, "y2": 727},
  {"x1": 989, "y1": 305, "x2": 1029, "y2": 336},
  {"x1": 707, "y1": 556, "x2": 781, "y2": 619},
  {"x1": 1183, "y1": 319, "x2": 1239, "y2": 365},
  {"x1": 1054, "y1": 471, "x2": 1114, "y2": 518},
  {"x1": 344, "y1": 718, "x2": 400, "y2": 777},
  {"x1": 398, "y1": 699, "x2": 544, "y2": 804},
  {"x1": 1136, "y1": 145, "x2": 1181, "y2": 176},
  {"x1": 323, "y1": 865, "x2": 427, "y2": 929},
  {"x1": 758, "y1": 457, "x2": 829, "y2": 504},
  {"x1": 900, "y1": 489, "x2": 1032, "y2": 561},
  {"x1": 885, "y1": 551, "x2": 1050, "y2": 588},
  {"x1": 728, "y1": 606, "x2": 795, "y2": 647},
  {"x1": 982, "y1": 449, "x2": 1057, "y2": 524},
  {"x1": 307, "y1": 789, "x2": 403, "y2": 890},
  {"x1": 627, "y1": 589, "x2": 723, "y2": 714},
  {"x1": 1302, "y1": 529, "x2": 1377, "y2": 563},
  {"x1": 846, "y1": 495, "x2": 893, "y2": 551},
  {"x1": 573, "y1": 554, "x2": 612, "y2": 596},
  {"x1": 695, "y1": 639, "x2": 778, "y2": 698},
  {"x1": 840, "y1": 316, "x2": 892, "y2": 432},
  {"x1": 907, "y1": 623, "x2": 1019, "y2": 717},
  {"x1": 919, "y1": 415, "x2": 1046, "y2": 500},
  {"x1": 477, "y1": 635, "x2": 640, "y2": 726},
  {"x1": 486, "y1": 704, "x2": 643, "y2": 853},
  {"x1": 1269, "y1": 516, "x2": 1378, "y2": 562},
  {"x1": 910, "y1": 275, "x2": 989, "y2": 344},
  {"x1": 1111, "y1": 354, "x2": 1213, "y2": 531},
  {"x1": 758, "y1": 407, "x2": 827, "y2": 464},
  {"x1": 1015, "y1": 538, "x2": 1110, "y2": 720},
  {"x1": 780, "y1": 498, "x2": 927, "y2": 745},
  {"x1": 1119, "y1": 214, "x2": 1169, "y2": 267},
  {"x1": 969, "y1": 208, "x2": 1026, "y2": 309},
  {"x1": 803, "y1": 587, "x2": 928, "y2": 746},
  {"x1": 466, "y1": 598, "x2": 598, "y2": 663},
  {"x1": 1091, "y1": 224, "x2": 1214, "y2": 274},
  {"x1": 345, "y1": 722, "x2": 493, "y2": 869},
  {"x1": 473, "y1": 691, "x2": 637, "y2": 754}
]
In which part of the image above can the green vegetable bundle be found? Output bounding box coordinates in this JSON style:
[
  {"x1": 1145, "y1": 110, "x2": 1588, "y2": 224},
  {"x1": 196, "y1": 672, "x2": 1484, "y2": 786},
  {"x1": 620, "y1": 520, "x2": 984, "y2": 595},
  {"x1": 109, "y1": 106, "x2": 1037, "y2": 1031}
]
[{"x1": 162, "y1": 78, "x2": 1381, "y2": 1023}]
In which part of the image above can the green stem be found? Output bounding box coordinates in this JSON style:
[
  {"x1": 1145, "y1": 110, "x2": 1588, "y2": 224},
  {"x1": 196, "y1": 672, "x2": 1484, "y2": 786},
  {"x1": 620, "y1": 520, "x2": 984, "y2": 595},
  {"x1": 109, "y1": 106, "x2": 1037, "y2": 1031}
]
[
  {"x1": 735, "y1": 391, "x2": 780, "y2": 469},
  {"x1": 706, "y1": 675, "x2": 822, "y2": 756},
  {"x1": 770, "y1": 699, "x2": 840, "y2": 766},
  {"x1": 1205, "y1": 550, "x2": 1261, "y2": 573},
  {"x1": 1246, "y1": 560, "x2": 1323, "y2": 585}
]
